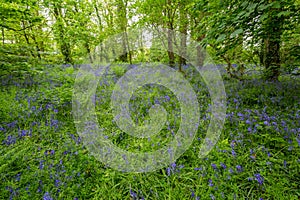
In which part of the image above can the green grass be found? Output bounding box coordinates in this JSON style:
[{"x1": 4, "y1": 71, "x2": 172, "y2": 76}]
[{"x1": 0, "y1": 64, "x2": 299, "y2": 200}]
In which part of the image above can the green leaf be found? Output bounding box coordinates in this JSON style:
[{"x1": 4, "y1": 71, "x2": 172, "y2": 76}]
[
  {"x1": 260, "y1": 13, "x2": 269, "y2": 21},
  {"x1": 247, "y1": 2, "x2": 258, "y2": 12},
  {"x1": 277, "y1": 11, "x2": 292, "y2": 17},
  {"x1": 230, "y1": 28, "x2": 243, "y2": 38},
  {"x1": 258, "y1": 3, "x2": 272, "y2": 11},
  {"x1": 272, "y1": 1, "x2": 281, "y2": 9},
  {"x1": 216, "y1": 34, "x2": 226, "y2": 42}
]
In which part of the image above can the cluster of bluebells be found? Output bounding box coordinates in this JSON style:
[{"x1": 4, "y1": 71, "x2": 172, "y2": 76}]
[
  {"x1": 248, "y1": 173, "x2": 264, "y2": 185},
  {"x1": 166, "y1": 162, "x2": 184, "y2": 176},
  {"x1": 129, "y1": 189, "x2": 145, "y2": 200},
  {"x1": 43, "y1": 192, "x2": 53, "y2": 200}
]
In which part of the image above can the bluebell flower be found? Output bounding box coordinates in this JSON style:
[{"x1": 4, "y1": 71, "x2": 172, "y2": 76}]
[
  {"x1": 208, "y1": 179, "x2": 214, "y2": 187},
  {"x1": 50, "y1": 119, "x2": 59, "y2": 129},
  {"x1": 165, "y1": 95, "x2": 170, "y2": 102},
  {"x1": 130, "y1": 189, "x2": 137, "y2": 198},
  {"x1": 191, "y1": 190, "x2": 195, "y2": 197},
  {"x1": 254, "y1": 173, "x2": 264, "y2": 185},
  {"x1": 7, "y1": 121, "x2": 17, "y2": 129},
  {"x1": 236, "y1": 165, "x2": 242, "y2": 172},
  {"x1": 283, "y1": 160, "x2": 287, "y2": 168},
  {"x1": 20, "y1": 130, "x2": 27, "y2": 137},
  {"x1": 16, "y1": 173, "x2": 21, "y2": 181},
  {"x1": 220, "y1": 163, "x2": 226, "y2": 169},
  {"x1": 39, "y1": 160, "x2": 45, "y2": 170},
  {"x1": 166, "y1": 167, "x2": 171, "y2": 176},
  {"x1": 55, "y1": 179, "x2": 60, "y2": 187},
  {"x1": 296, "y1": 137, "x2": 300, "y2": 147},
  {"x1": 211, "y1": 163, "x2": 217, "y2": 170},
  {"x1": 237, "y1": 112, "x2": 243, "y2": 118},
  {"x1": 3, "y1": 135, "x2": 17, "y2": 145},
  {"x1": 250, "y1": 149, "x2": 254, "y2": 154},
  {"x1": 230, "y1": 140, "x2": 236, "y2": 148},
  {"x1": 43, "y1": 192, "x2": 53, "y2": 200},
  {"x1": 231, "y1": 150, "x2": 236, "y2": 157},
  {"x1": 171, "y1": 162, "x2": 176, "y2": 169},
  {"x1": 194, "y1": 167, "x2": 202, "y2": 171}
]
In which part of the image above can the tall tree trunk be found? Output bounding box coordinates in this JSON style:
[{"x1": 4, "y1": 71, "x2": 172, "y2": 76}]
[
  {"x1": 166, "y1": 0, "x2": 175, "y2": 68},
  {"x1": 179, "y1": 3, "x2": 187, "y2": 72},
  {"x1": 94, "y1": 2, "x2": 104, "y2": 63},
  {"x1": 116, "y1": 0, "x2": 130, "y2": 63},
  {"x1": 22, "y1": 21, "x2": 35, "y2": 58},
  {"x1": 74, "y1": 4, "x2": 93, "y2": 63},
  {"x1": 167, "y1": 28, "x2": 175, "y2": 67},
  {"x1": 262, "y1": 5, "x2": 284, "y2": 81},
  {"x1": 196, "y1": 35, "x2": 205, "y2": 67},
  {"x1": 53, "y1": 3, "x2": 73, "y2": 64},
  {"x1": 1, "y1": 27, "x2": 4, "y2": 44},
  {"x1": 29, "y1": 27, "x2": 42, "y2": 60}
]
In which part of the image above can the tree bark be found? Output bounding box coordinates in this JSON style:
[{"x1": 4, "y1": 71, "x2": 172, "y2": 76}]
[
  {"x1": 262, "y1": 4, "x2": 284, "y2": 81},
  {"x1": 179, "y1": 3, "x2": 187, "y2": 72},
  {"x1": 53, "y1": 3, "x2": 73, "y2": 64}
]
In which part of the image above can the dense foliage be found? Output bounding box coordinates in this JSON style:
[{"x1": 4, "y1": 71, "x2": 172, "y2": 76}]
[{"x1": 1, "y1": 0, "x2": 300, "y2": 80}]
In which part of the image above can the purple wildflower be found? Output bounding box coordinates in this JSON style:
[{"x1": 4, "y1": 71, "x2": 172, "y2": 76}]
[
  {"x1": 191, "y1": 190, "x2": 195, "y2": 198},
  {"x1": 130, "y1": 189, "x2": 137, "y2": 198},
  {"x1": 55, "y1": 179, "x2": 60, "y2": 187},
  {"x1": 296, "y1": 137, "x2": 300, "y2": 147},
  {"x1": 230, "y1": 140, "x2": 236, "y2": 148},
  {"x1": 3, "y1": 135, "x2": 17, "y2": 145},
  {"x1": 237, "y1": 112, "x2": 243, "y2": 117},
  {"x1": 166, "y1": 167, "x2": 171, "y2": 176},
  {"x1": 254, "y1": 173, "x2": 264, "y2": 185},
  {"x1": 208, "y1": 179, "x2": 214, "y2": 187},
  {"x1": 231, "y1": 149, "x2": 236, "y2": 157},
  {"x1": 250, "y1": 149, "x2": 254, "y2": 154},
  {"x1": 39, "y1": 160, "x2": 44, "y2": 170},
  {"x1": 211, "y1": 163, "x2": 217, "y2": 170},
  {"x1": 43, "y1": 192, "x2": 53, "y2": 200},
  {"x1": 220, "y1": 163, "x2": 227, "y2": 169},
  {"x1": 236, "y1": 165, "x2": 242, "y2": 172},
  {"x1": 165, "y1": 95, "x2": 170, "y2": 102},
  {"x1": 194, "y1": 167, "x2": 203, "y2": 171}
]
